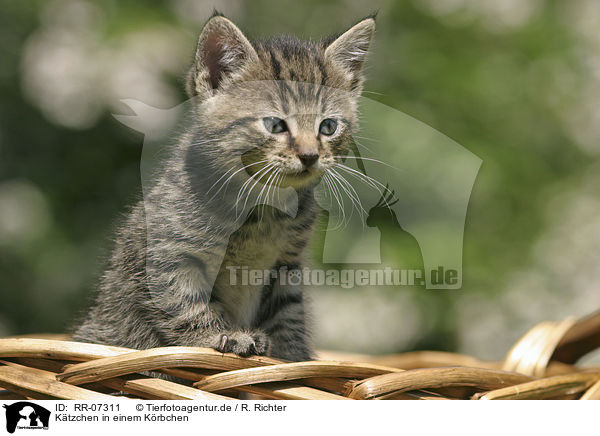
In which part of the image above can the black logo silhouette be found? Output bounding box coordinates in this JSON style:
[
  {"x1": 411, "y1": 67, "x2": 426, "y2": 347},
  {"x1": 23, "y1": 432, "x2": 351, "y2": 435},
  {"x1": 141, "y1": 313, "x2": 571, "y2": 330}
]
[
  {"x1": 3, "y1": 402, "x2": 50, "y2": 434},
  {"x1": 366, "y1": 186, "x2": 424, "y2": 273}
]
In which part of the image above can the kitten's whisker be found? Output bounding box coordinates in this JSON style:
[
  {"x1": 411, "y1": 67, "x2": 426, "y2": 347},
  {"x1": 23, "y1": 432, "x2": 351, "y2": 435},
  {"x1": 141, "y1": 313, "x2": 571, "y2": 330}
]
[
  {"x1": 353, "y1": 135, "x2": 381, "y2": 143},
  {"x1": 351, "y1": 137, "x2": 378, "y2": 153},
  {"x1": 234, "y1": 162, "x2": 272, "y2": 214},
  {"x1": 236, "y1": 164, "x2": 267, "y2": 204},
  {"x1": 334, "y1": 162, "x2": 390, "y2": 192},
  {"x1": 332, "y1": 156, "x2": 398, "y2": 170},
  {"x1": 240, "y1": 174, "x2": 266, "y2": 218},
  {"x1": 256, "y1": 165, "x2": 280, "y2": 218},
  {"x1": 234, "y1": 163, "x2": 273, "y2": 219},
  {"x1": 334, "y1": 162, "x2": 382, "y2": 191},
  {"x1": 244, "y1": 162, "x2": 277, "y2": 217},
  {"x1": 268, "y1": 170, "x2": 279, "y2": 217},
  {"x1": 329, "y1": 168, "x2": 360, "y2": 207},
  {"x1": 353, "y1": 142, "x2": 375, "y2": 154},
  {"x1": 361, "y1": 90, "x2": 385, "y2": 96},
  {"x1": 324, "y1": 171, "x2": 347, "y2": 230},
  {"x1": 208, "y1": 159, "x2": 269, "y2": 202},
  {"x1": 330, "y1": 168, "x2": 364, "y2": 209},
  {"x1": 205, "y1": 167, "x2": 236, "y2": 196},
  {"x1": 333, "y1": 162, "x2": 392, "y2": 208},
  {"x1": 190, "y1": 138, "x2": 222, "y2": 146},
  {"x1": 331, "y1": 173, "x2": 352, "y2": 230},
  {"x1": 266, "y1": 168, "x2": 282, "y2": 217},
  {"x1": 258, "y1": 170, "x2": 274, "y2": 217},
  {"x1": 323, "y1": 175, "x2": 334, "y2": 211},
  {"x1": 275, "y1": 170, "x2": 284, "y2": 205},
  {"x1": 236, "y1": 163, "x2": 276, "y2": 219},
  {"x1": 329, "y1": 168, "x2": 366, "y2": 225},
  {"x1": 322, "y1": 172, "x2": 345, "y2": 231},
  {"x1": 270, "y1": 169, "x2": 284, "y2": 215},
  {"x1": 321, "y1": 173, "x2": 338, "y2": 228}
]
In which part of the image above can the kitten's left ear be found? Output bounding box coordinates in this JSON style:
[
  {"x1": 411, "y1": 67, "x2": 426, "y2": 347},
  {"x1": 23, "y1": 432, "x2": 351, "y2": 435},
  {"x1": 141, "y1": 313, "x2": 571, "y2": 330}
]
[
  {"x1": 325, "y1": 17, "x2": 375, "y2": 78},
  {"x1": 186, "y1": 14, "x2": 258, "y2": 98}
]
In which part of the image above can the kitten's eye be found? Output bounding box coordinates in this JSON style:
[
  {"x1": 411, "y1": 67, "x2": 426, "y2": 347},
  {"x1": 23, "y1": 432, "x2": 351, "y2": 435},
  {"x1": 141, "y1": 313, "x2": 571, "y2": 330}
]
[
  {"x1": 263, "y1": 117, "x2": 288, "y2": 134},
  {"x1": 319, "y1": 118, "x2": 338, "y2": 136}
]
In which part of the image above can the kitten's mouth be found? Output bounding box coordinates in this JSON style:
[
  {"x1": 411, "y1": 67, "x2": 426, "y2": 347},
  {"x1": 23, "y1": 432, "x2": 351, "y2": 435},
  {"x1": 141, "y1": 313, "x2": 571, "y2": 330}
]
[{"x1": 282, "y1": 167, "x2": 323, "y2": 186}]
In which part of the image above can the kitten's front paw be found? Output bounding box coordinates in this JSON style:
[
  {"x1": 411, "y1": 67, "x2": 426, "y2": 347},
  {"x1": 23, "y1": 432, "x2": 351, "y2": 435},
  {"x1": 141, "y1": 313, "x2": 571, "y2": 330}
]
[{"x1": 215, "y1": 331, "x2": 270, "y2": 357}]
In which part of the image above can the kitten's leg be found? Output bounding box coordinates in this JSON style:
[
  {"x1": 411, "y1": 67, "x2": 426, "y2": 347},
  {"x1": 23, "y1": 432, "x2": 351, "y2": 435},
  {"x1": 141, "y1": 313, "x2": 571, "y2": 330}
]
[
  {"x1": 149, "y1": 258, "x2": 270, "y2": 356},
  {"x1": 258, "y1": 272, "x2": 312, "y2": 361}
]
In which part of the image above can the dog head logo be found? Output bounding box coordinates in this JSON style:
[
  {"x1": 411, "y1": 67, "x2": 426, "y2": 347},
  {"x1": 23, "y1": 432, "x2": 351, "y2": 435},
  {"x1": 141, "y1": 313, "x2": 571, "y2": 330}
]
[{"x1": 3, "y1": 402, "x2": 50, "y2": 433}]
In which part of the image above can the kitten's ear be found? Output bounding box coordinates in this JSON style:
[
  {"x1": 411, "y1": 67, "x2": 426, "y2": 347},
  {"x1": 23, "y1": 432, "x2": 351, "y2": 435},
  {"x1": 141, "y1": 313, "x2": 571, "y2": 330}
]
[
  {"x1": 186, "y1": 14, "x2": 258, "y2": 98},
  {"x1": 325, "y1": 17, "x2": 375, "y2": 78}
]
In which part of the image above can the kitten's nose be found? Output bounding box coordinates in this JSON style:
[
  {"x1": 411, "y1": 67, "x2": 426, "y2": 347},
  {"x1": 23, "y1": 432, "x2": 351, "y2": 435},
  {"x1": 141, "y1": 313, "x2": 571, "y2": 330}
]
[{"x1": 298, "y1": 153, "x2": 319, "y2": 168}]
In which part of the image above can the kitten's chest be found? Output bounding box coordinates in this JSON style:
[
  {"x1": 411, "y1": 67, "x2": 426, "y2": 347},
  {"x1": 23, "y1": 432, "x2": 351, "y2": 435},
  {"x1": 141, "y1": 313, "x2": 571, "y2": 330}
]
[
  {"x1": 229, "y1": 214, "x2": 292, "y2": 265},
  {"x1": 216, "y1": 215, "x2": 294, "y2": 327}
]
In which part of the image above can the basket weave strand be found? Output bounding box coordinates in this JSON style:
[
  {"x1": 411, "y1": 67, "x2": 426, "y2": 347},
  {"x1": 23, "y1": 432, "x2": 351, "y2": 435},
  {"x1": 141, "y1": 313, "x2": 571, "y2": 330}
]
[{"x1": 0, "y1": 310, "x2": 598, "y2": 400}]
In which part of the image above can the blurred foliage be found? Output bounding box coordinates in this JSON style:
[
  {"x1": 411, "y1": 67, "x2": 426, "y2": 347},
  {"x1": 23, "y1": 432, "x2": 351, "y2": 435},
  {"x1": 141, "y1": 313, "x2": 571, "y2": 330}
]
[{"x1": 0, "y1": 0, "x2": 598, "y2": 356}]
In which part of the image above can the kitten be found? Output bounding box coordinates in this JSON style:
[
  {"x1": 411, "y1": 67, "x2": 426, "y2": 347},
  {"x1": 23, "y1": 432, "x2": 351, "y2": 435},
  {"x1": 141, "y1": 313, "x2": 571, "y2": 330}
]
[{"x1": 73, "y1": 12, "x2": 375, "y2": 361}]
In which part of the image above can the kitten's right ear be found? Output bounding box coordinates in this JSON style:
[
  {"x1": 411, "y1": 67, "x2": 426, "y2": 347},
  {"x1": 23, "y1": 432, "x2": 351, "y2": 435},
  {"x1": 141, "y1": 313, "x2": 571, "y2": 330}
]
[
  {"x1": 325, "y1": 17, "x2": 375, "y2": 80},
  {"x1": 186, "y1": 14, "x2": 258, "y2": 98}
]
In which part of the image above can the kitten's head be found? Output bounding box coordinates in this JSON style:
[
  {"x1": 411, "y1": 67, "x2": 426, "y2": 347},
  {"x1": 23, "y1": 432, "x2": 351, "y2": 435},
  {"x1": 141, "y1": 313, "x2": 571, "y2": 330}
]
[{"x1": 186, "y1": 13, "x2": 375, "y2": 188}]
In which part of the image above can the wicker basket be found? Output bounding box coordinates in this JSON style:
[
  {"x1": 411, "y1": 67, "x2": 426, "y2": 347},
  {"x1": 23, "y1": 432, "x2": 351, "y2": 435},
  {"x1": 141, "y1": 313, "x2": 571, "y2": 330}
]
[{"x1": 1, "y1": 310, "x2": 599, "y2": 400}]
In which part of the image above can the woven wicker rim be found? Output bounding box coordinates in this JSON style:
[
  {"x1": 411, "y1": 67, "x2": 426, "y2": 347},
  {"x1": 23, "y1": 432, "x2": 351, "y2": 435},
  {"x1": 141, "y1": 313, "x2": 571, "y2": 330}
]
[{"x1": 1, "y1": 310, "x2": 599, "y2": 400}]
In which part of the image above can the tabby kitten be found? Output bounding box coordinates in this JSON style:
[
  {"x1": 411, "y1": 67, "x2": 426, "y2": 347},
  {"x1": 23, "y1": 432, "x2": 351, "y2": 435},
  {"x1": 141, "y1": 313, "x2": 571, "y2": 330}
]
[{"x1": 73, "y1": 13, "x2": 375, "y2": 361}]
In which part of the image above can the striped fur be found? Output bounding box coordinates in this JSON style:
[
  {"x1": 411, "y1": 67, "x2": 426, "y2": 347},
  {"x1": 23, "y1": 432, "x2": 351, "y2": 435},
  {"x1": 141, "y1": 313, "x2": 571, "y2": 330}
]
[{"x1": 73, "y1": 14, "x2": 375, "y2": 361}]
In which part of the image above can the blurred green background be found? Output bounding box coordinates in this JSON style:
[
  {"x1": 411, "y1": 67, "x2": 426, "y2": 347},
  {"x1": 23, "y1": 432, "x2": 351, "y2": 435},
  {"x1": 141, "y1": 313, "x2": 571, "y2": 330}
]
[{"x1": 1, "y1": 0, "x2": 599, "y2": 360}]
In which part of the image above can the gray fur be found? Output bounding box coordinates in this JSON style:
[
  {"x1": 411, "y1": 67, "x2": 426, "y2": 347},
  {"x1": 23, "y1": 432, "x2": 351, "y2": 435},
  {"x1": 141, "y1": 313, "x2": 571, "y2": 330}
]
[{"x1": 73, "y1": 14, "x2": 375, "y2": 361}]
